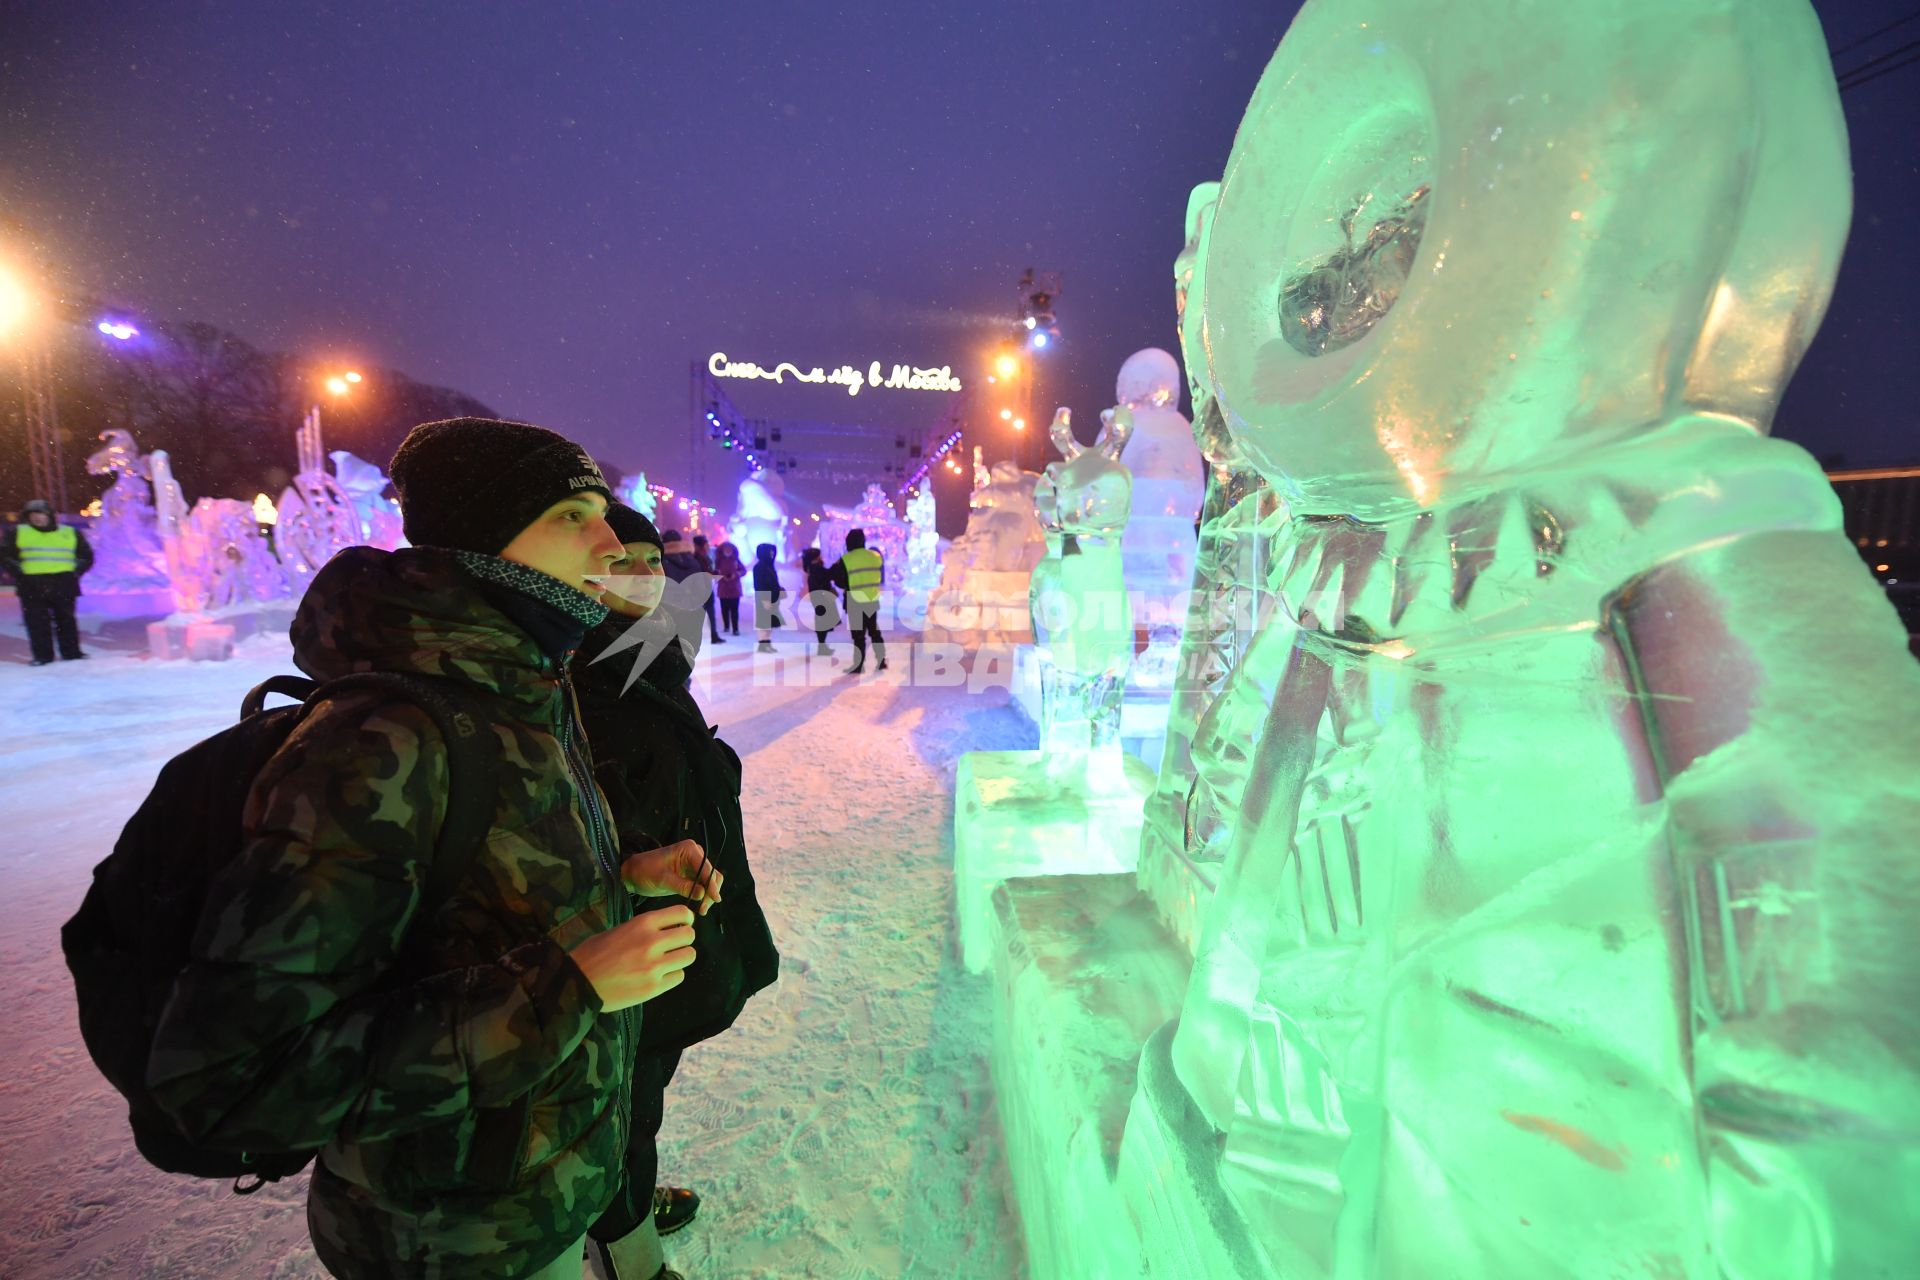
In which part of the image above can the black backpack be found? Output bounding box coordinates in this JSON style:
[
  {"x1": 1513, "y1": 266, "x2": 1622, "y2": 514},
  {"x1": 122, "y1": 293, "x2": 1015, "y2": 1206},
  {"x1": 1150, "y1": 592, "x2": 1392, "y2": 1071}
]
[{"x1": 60, "y1": 671, "x2": 499, "y2": 1191}]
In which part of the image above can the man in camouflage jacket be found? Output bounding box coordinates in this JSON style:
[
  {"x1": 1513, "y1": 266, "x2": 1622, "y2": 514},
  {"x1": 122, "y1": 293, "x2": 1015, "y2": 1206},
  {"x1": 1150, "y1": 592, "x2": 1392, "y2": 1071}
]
[{"x1": 148, "y1": 420, "x2": 704, "y2": 1279}]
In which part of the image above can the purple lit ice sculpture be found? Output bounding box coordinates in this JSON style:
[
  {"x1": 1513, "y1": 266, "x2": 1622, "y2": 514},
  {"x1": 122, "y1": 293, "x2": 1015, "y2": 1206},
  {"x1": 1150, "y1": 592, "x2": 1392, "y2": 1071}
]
[
  {"x1": 329, "y1": 450, "x2": 405, "y2": 551},
  {"x1": 275, "y1": 408, "x2": 364, "y2": 588},
  {"x1": 82, "y1": 429, "x2": 172, "y2": 593}
]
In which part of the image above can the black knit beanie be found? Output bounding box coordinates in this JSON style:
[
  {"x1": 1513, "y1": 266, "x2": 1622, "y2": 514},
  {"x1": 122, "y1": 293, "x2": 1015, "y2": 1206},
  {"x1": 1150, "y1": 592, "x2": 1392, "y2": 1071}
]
[
  {"x1": 605, "y1": 502, "x2": 662, "y2": 548},
  {"x1": 389, "y1": 417, "x2": 612, "y2": 554}
]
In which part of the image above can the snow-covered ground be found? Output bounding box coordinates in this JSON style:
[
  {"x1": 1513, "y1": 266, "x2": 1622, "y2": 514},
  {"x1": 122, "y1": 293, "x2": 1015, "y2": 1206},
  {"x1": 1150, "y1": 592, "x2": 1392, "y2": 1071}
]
[{"x1": 0, "y1": 612, "x2": 1034, "y2": 1278}]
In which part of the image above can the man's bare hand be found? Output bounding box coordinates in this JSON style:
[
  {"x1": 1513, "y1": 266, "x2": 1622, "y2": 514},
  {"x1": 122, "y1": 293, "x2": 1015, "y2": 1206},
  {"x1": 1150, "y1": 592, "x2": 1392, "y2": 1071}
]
[
  {"x1": 621, "y1": 839, "x2": 724, "y2": 915},
  {"x1": 568, "y1": 903, "x2": 696, "y2": 1013}
]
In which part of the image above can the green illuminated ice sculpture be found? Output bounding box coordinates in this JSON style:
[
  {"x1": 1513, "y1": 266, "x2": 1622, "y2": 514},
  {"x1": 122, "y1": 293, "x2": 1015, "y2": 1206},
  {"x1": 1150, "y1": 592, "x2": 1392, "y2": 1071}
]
[
  {"x1": 1107, "y1": 0, "x2": 1920, "y2": 1275},
  {"x1": 1031, "y1": 405, "x2": 1136, "y2": 753}
]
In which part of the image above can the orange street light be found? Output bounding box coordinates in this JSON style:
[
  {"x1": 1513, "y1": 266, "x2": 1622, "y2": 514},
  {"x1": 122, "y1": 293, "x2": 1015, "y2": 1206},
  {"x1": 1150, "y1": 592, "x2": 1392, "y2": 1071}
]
[
  {"x1": 994, "y1": 353, "x2": 1020, "y2": 379},
  {"x1": 0, "y1": 264, "x2": 35, "y2": 338}
]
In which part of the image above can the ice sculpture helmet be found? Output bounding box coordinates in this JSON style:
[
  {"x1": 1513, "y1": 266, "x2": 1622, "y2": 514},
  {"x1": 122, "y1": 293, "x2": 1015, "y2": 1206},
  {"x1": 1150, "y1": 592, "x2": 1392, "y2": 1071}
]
[
  {"x1": 1115, "y1": 348, "x2": 1182, "y2": 410},
  {"x1": 1199, "y1": 0, "x2": 1851, "y2": 520}
]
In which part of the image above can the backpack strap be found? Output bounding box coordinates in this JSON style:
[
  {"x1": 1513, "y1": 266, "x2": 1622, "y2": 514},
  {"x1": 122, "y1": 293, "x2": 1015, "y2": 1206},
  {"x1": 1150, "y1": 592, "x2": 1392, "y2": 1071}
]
[
  {"x1": 297, "y1": 672, "x2": 502, "y2": 913},
  {"x1": 240, "y1": 674, "x2": 320, "y2": 718}
]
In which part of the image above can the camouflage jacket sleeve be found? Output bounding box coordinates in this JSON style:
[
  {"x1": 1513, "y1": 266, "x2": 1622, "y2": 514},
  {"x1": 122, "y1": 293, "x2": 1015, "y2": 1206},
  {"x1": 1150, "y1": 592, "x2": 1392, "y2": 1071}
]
[{"x1": 147, "y1": 692, "x2": 603, "y2": 1153}]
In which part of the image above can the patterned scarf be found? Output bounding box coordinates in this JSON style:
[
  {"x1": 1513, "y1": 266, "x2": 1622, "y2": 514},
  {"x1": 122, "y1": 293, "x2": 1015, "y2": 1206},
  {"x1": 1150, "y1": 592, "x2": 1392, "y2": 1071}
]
[{"x1": 452, "y1": 550, "x2": 610, "y2": 629}]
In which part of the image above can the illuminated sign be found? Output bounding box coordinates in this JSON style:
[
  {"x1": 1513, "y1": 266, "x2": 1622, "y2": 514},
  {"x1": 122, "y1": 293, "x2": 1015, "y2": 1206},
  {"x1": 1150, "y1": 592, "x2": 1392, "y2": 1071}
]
[{"x1": 708, "y1": 352, "x2": 962, "y2": 397}]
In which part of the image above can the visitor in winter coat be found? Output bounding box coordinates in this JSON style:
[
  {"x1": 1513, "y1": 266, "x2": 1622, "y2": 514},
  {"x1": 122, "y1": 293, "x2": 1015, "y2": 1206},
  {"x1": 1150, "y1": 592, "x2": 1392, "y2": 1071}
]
[
  {"x1": 751, "y1": 543, "x2": 783, "y2": 652},
  {"x1": 829, "y1": 527, "x2": 887, "y2": 674},
  {"x1": 690, "y1": 535, "x2": 724, "y2": 644},
  {"x1": 2, "y1": 498, "x2": 95, "y2": 665},
  {"x1": 801, "y1": 546, "x2": 841, "y2": 656},
  {"x1": 711, "y1": 541, "x2": 744, "y2": 636},
  {"x1": 575, "y1": 503, "x2": 779, "y2": 1280},
  {"x1": 658, "y1": 531, "x2": 702, "y2": 583},
  {"x1": 147, "y1": 419, "x2": 713, "y2": 1280}
]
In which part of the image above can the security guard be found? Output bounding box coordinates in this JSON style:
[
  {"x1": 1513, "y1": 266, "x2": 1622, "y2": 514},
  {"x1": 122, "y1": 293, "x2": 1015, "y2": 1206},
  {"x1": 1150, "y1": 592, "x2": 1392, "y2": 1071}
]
[
  {"x1": 3, "y1": 499, "x2": 93, "y2": 665},
  {"x1": 830, "y1": 527, "x2": 887, "y2": 675}
]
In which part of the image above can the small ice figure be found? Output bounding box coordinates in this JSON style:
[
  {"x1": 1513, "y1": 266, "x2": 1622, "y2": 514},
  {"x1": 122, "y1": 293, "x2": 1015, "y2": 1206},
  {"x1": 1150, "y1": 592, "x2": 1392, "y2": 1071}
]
[{"x1": 1030, "y1": 407, "x2": 1134, "y2": 751}]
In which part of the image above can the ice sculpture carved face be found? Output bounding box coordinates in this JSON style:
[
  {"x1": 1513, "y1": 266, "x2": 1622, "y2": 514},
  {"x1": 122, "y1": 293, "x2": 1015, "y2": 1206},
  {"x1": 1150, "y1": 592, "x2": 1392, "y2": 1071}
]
[{"x1": 1201, "y1": 0, "x2": 1850, "y2": 519}]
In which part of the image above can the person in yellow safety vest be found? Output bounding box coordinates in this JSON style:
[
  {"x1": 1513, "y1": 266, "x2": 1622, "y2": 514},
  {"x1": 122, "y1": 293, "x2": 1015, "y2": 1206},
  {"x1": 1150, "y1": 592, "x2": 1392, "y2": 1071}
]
[
  {"x1": 2, "y1": 498, "x2": 95, "y2": 665},
  {"x1": 829, "y1": 527, "x2": 887, "y2": 676}
]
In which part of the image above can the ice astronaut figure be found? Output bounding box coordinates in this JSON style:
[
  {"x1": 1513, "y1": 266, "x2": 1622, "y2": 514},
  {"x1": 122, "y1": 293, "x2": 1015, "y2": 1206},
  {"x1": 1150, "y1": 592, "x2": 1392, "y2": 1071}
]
[
  {"x1": 1029, "y1": 407, "x2": 1134, "y2": 751},
  {"x1": 1128, "y1": 0, "x2": 1920, "y2": 1276},
  {"x1": 82, "y1": 429, "x2": 172, "y2": 592},
  {"x1": 1112, "y1": 348, "x2": 1204, "y2": 688}
]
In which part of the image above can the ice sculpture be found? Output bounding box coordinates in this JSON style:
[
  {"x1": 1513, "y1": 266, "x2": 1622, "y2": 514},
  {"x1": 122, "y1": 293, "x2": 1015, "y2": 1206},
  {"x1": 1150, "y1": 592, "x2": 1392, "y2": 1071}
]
[
  {"x1": 329, "y1": 450, "x2": 405, "y2": 551},
  {"x1": 139, "y1": 450, "x2": 274, "y2": 614},
  {"x1": 926, "y1": 460, "x2": 1046, "y2": 645},
  {"x1": 1030, "y1": 407, "x2": 1135, "y2": 750},
  {"x1": 732, "y1": 470, "x2": 789, "y2": 565},
  {"x1": 1112, "y1": 348, "x2": 1203, "y2": 619},
  {"x1": 1086, "y1": 0, "x2": 1920, "y2": 1276},
  {"x1": 275, "y1": 407, "x2": 362, "y2": 586},
  {"x1": 81, "y1": 429, "x2": 171, "y2": 592},
  {"x1": 618, "y1": 470, "x2": 658, "y2": 520},
  {"x1": 905, "y1": 485, "x2": 939, "y2": 590}
]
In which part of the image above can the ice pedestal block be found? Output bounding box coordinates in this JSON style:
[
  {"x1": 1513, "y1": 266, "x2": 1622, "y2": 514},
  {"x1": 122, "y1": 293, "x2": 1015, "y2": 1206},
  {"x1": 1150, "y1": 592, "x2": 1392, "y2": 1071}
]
[
  {"x1": 987, "y1": 873, "x2": 1189, "y2": 1280},
  {"x1": 184, "y1": 623, "x2": 236, "y2": 662},
  {"x1": 953, "y1": 749, "x2": 1153, "y2": 974}
]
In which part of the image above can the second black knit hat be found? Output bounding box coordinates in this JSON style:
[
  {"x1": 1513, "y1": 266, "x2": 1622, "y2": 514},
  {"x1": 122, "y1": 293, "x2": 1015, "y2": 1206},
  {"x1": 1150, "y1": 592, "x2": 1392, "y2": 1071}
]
[
  {"x1": 604, "y1": 502, "x2": 662, "y2": 548},
  {"x1": 389, "y1": 417, "x2": 611, "y2": 554}
]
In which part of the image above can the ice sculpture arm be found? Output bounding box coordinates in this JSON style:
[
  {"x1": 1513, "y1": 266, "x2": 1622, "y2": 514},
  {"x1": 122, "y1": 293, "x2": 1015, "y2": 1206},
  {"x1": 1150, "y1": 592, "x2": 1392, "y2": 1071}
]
[
  {"x1": 148, "y1": 693, "x2": 601, "y2": 1151},
  {"x1": 1611, "y1": 527, "x2": 1920, "y2": 1078},
  {"x1": 1050, "y1": 408, "x2": 1081, "y2": 459}
]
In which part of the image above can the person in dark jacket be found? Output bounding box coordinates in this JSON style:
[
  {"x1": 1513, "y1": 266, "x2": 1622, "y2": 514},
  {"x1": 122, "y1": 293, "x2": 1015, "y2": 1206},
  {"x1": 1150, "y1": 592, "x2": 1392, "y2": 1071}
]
[
  {"x1": 801, "y1": 546, "x2": 841, "y2": 657},
  {"x1": 658, "y1": 531, "x2": 702, "y2": 583},
  {"x1": 829, "y1": 528, "x2": 887, "y2": 674},
  {"x1": 2, "y1": 498, "x2": 95, "y2": 665},
  {"x1": 751, "y1": 542, "x2": 784, "y2": 652},
  {"x1": 148, "y1": 419, "x2": 713, "y2": 1280},
  {"x1": 711, "y1": 541, "x2": 744, "y2": 636},
  {"x1": 576, "y1": 503, "x2": 779, "y2": 1280},
  {"x1": 690, "y1": 535, "x2": 724, "y2": 644}
]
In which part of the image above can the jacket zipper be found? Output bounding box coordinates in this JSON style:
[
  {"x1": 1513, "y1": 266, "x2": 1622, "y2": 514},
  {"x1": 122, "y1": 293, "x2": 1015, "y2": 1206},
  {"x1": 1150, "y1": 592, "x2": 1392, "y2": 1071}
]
[{"x1": 556, "y1": 663, "x2": 635, "y2": 1150}]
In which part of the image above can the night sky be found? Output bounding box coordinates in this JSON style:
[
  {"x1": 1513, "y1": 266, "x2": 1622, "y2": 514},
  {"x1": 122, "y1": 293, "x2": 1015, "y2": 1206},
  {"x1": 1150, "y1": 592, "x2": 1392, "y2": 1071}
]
[{"x1": 2, "y1": 0, "x2": 1913, "y2": 517}]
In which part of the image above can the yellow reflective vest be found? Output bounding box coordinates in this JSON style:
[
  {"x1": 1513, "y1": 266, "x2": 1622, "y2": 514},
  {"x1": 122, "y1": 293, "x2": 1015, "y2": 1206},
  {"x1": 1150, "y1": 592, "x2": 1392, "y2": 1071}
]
[
  {"x1": 841, "y1": 547, "x2": 883, "y2": 602},
  {"x1": 15, "y1": 523, "x2": 78, "y2": 575}
]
